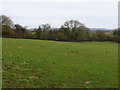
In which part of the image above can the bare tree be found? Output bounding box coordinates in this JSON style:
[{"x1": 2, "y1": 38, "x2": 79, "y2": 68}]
[
  {"x1": 0, "y1": 15, "x2": 14, "y2": 28},
  {"x1": 41, "y1": 23, "x2": 51, "y2": 31},
  {"x1": 62, "y1": 20, "x2": 87, "y2": 31}
]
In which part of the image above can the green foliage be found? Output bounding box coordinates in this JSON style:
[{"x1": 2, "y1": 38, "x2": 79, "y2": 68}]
[
  {"x1": 2, "y1": 25, "x2": 15, "y2": 38},
  {"x1": 35, "y1": 26, "x2": 42, "y2": 39},
  {"x1": 113, "y1": 29, "x2": 120, "y2": 42},
  {"x1": 96, "y1": 30, "x2": 107, "y2": 41}
]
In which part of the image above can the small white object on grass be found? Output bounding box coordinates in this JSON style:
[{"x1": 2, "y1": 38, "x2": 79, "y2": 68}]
[{"x1": 85, "y1": 81, "x2": 91, "y2": 84}]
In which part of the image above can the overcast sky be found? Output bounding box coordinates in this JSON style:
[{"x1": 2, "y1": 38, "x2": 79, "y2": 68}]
[{"x1": 1, "y1": 0, "x2": 118, "y2": 29}]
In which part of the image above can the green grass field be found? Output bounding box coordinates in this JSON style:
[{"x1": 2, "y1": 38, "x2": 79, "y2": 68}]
[{"x1": 2, "y1": 38, "x2": 118, "y2": 88}]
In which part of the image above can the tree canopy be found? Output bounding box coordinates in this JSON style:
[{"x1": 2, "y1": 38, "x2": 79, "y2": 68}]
[{"x1": 1, "y1": 15, "x2": 118, "y2": 42}]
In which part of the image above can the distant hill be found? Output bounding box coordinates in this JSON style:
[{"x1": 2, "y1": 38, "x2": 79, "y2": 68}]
[
  {"x1": 89, "y1": 28, "x2": 114, "y2": 32},
  {"x1": 28, "y1": 27, "x2": 114, "y2": 32},
  {"x1": 28, "y1": 28, "x2": 35, "y2": 31},
  {"x1": 28, "y1": 28, "x2": 59, "y2": 31}
]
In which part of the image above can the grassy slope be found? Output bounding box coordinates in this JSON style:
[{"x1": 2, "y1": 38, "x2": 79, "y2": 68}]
[{"x1": 2, "y1": 38, "x2": 118, "y2": 88}]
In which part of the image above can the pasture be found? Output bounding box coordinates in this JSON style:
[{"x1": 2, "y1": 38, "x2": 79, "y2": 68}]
[{"x1": 2, "y1": 38, "x2": 118, "y2": 88}]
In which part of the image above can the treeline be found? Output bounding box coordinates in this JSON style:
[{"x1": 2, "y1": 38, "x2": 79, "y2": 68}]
[{"x1": 1, "y1": 15, "x2": 120, "y2": 42}]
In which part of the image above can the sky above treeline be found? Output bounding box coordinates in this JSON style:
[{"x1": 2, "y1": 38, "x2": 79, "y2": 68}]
[{"x1": 1, "y1": 0, "x2": 118, "y2": 29}]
